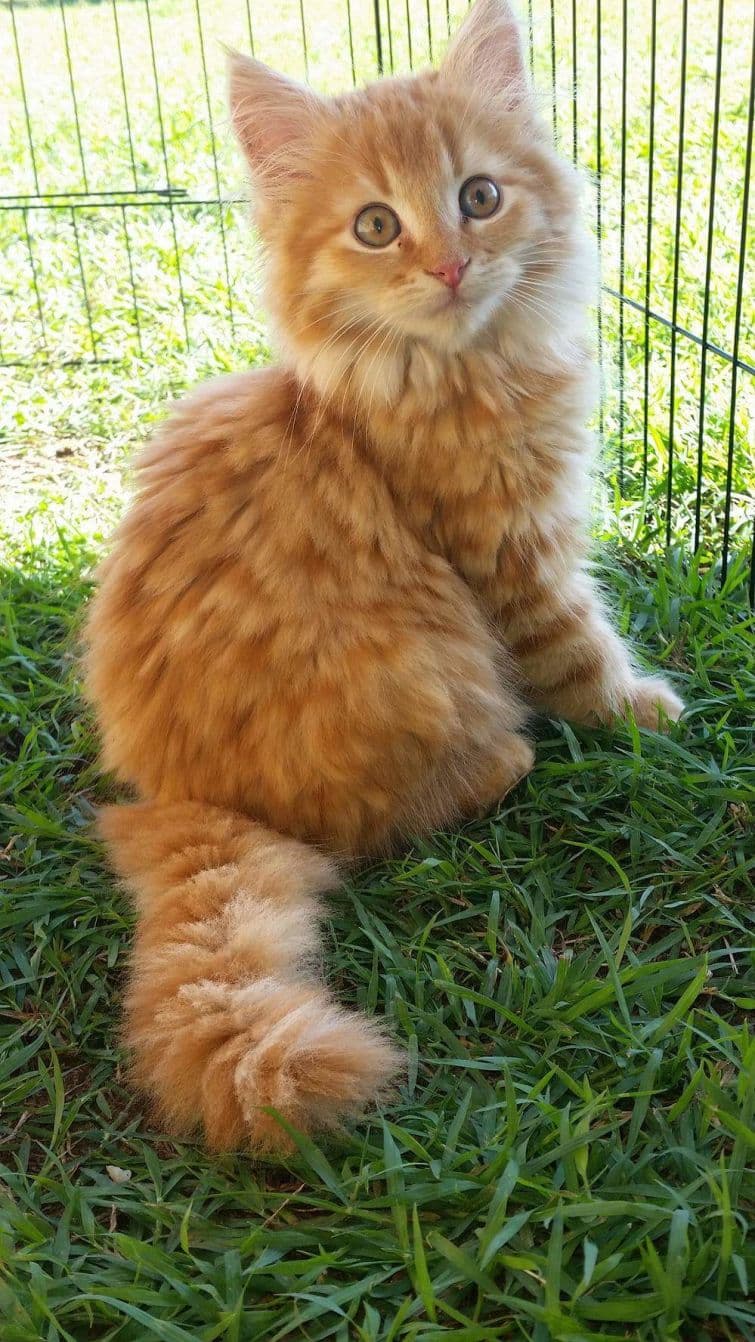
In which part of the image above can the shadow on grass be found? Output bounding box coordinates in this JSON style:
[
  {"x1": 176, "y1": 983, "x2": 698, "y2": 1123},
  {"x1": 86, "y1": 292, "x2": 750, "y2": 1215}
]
[{"x1": 0, "y1": 538, "x2": 140, "y2": 1168}]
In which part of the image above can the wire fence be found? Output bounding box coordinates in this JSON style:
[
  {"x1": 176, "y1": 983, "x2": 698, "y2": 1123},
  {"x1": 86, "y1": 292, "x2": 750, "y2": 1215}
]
[{"x1": 1, "y1": 0, "x2": 753, "y2": 595}]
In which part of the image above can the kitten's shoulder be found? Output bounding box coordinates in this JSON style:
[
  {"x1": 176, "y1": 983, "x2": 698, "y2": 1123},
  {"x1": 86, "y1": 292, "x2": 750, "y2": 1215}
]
[
  {"x1": 136, "y1": 366, "x2": 296, "y2": 486},
  {"x1": 166, "y1": 366, "x2": 294, "y2": 439}
]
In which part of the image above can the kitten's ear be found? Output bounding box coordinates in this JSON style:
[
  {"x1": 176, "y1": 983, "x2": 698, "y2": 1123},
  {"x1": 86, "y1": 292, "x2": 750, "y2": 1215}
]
[
  {"x1": 227, "y1": 50, "x2": 324, "y2": 186},
  {"x1": 440, "y1": 0, "x2": 528, "y2": 104}
]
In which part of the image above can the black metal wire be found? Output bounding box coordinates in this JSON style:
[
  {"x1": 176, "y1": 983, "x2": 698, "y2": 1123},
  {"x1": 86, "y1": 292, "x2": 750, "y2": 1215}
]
[
  {"x1": 1, "y1": 357, "x2": 122, "y2": 371},
  {"x1": 0, "y1": 197, "x2": 247, "y2": 214},
  {"x1": 244, "y1": 0, "x2": 256, "y2": 58},
  {"x1": 571, "y1": 0, "x2": 578, "y2": 164},
  {"x1": 385, "y1": 0, "x2": 395, "y2": 74},
  {"x1": 298, "y1": 0, "x2": 310, "y2": 81},
  {"x1": 9, "y1": 0, "x2": 39, "y2": 195},
  {"x1": 694, "y1": 0, "x2": 725, "y2": 553},
  {"x1": 665, "y1": 0, "x2": 689, "y2": 549},
  {"x1": 617, "y1": 0, "x2": 628, "y2": 493},
  {"x1": 595, "y1": 0, "x2": 604, "y2": 441},
  {"x1": 193, "y1": 0, "x2": 235, "y2": 337},
  {"x1": 346, "y1": 0, "x2": 357, "y2": 85},
  {"x1": 641, "y1": 0, "x2": 657, "y2": 493},
  {"x1": 602, "y1": 287, "x2": 755, "y2": 378},
  {"x1": 22, "y1": 208, "x2": 47, "y2": 356},
  {"x1": 722, "y1": 10, "x2": 755, "y2": 591},
  {"x1": 58, "y1": 0, "x2": 89, "y2": 193},
  {"x1": 21, "y1": 208, "x2": 47, "y2": 356},
  {"x1": 373, "y1": 0, "x2": 384, "y2": 74},
  {"x1": 143, "y1": 0, "x2": 190, "y2": 348},
  {"x1": 404, "y1": 0, "x2": 413, "y2": 71},
  {"x1": 549, "y1": 0, "x2": 558, "y2": 143},
  {"x1": 69, "y1": 206, "x2": 97, "y2": 357},
  {"x1": 1, "y1": 188, "x2": 188, "y2": 205},
  {"x1": 120, "y1": 204, "x2": 144, "y2": 359},
  {"x1": 111, "y1": 0, "x2": 139, "y2": 191}
]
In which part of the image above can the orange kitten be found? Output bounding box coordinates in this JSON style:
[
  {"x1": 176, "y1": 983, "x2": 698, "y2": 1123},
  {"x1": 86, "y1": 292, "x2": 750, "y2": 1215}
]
[{"x1": 83, "y1": 0, "x2": 683, "y2": 1152}]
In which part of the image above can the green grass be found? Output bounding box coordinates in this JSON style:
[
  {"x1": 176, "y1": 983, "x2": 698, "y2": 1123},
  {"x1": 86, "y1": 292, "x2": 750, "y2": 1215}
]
[{"x1": 1, "y1": 512, "x2": 754, "y2": 1338}]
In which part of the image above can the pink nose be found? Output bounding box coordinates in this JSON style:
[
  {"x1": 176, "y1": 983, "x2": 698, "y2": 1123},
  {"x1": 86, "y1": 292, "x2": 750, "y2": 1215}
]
[{"x1": 427, "y1": 257, "x2": 469, "y2": 290}]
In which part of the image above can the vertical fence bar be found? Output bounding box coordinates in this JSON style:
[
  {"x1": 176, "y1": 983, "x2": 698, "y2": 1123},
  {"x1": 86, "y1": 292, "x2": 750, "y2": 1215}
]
[
  {"x1": 58, "y1": 0, "x2": 89, "y2": 192},
  {"x1": 694, "y1": 0, "x2": 725, "y2": 553},
  {"x1": 121, "y1": 205, "x2": 144, "y2": 359},
  {"x1": 244, "y1": 0, "x2": 256, "y2": 57},
  {"x1": 194, "y1": 0, "x2": 235, "y2": 338},
  {"x1": 70, "y1": 207, "x2": 98, "y2": 358},
  {"x1": 385, "y1": 0, "x2": 395, "y2": 74},
  {"x1": 425, "y1": 0, "x2": 433, "y2": 62},
  {"x1": 665, "y1": 0, "x2": 689, "y2": 548},
  {"x1": 596, "y1": 0, "x2": 604, "y2": 440},
  {"x1": 374, "y1": 0, "x2": 384, "y2": 74},
  {"x1": 617, "y1": 0, "x2": 628, "y2": 492},
  {"x1": 404, "y1": 0, "x2": 413, "y2": 70},
  {"x1": 527, "y1": 0, "x2": 534, "y2": 80},
  {"x1": 721, "y1": 14, "x2": 755, "y2": 591},
  {"x1": 571, "y1": 0, "x2": 578, "y2": 163},
  {"x1": 143, "y1": 0, "x2": 190, "y2": 349},
  {"x1": 346, "y1": 0, "x2": 357, "y2": 84},
  {"x1": 549, "y1": 0, "x2": 558, "y2": 143},
  {"x1": 111, "y1": 0, "x2": 139, "y2": 190},
  {"x1": 22, "y1": 209, "x2": 47, "y2": 355},
  {"x1": 641, "y1": 0, "x2": 657, "y2": 493},
  {"x1": 9, "y1": 0, "x2": 40, "y2": 195},
  {"x1": 298, "y1": 0, "x2": 310, "y2": 81}
]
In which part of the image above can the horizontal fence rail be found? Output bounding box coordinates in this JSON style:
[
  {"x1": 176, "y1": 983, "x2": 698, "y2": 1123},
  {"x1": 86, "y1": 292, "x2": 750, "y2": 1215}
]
[{"x1": 0, "y1": 0, "x2": 753, "y2": 593}]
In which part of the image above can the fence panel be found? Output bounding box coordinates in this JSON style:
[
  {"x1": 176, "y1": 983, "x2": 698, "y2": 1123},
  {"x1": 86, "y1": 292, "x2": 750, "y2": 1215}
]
[{"x1": 1, "y1": 0, "x2": 752, "y2": 591}]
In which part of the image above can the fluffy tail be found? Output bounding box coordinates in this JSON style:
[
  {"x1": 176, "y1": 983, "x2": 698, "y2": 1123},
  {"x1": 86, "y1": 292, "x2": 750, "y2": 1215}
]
[{"x1": 100, "y1": 801, "x2": 401, "y2": 1152}]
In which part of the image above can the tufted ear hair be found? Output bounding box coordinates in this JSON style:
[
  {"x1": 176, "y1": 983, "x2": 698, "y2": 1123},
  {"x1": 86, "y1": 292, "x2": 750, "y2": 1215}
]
[
  {"x1": 440, "y1": 0, "x2": 529, "y2": 106},
  {"x1": 227, "y1": 50, "x2": 326, "y2": 188}
]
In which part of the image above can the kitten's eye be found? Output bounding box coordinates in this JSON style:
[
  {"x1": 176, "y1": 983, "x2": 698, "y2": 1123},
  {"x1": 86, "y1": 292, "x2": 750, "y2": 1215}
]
[
  {"x1": 459, "y1": 176, "x2": 501, "y2": 219},
  {"x1": 354, "y1": 204, "x2": 401, "y2": 248}
]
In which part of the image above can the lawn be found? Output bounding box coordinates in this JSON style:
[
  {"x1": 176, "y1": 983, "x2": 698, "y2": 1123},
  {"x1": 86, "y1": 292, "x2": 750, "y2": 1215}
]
[
  {"x1": 1, "y1": 0, "x2": 755, "y2": 1337},
  {"x1": 1, "y1": 520, "x2": 754, "y2": 1339}
]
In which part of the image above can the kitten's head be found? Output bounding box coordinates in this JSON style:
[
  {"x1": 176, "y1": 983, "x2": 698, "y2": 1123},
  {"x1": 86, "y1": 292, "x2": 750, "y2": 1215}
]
[{"x1": 229, "y1": 0, "x2": 592, "y2": 400}]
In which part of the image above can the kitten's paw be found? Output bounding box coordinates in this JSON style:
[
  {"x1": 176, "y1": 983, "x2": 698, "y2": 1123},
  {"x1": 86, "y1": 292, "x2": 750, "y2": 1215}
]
[
  {"x1": 472, "y1": 734, "x2": 535, "y2": 815},
  {"x1": 233, "y1": 992, "x2": 402, "y2": 1152},
  {"x1": 499, "y1": 734, "x2": 536, "y2": 791},
  {"x1": 625, "y1": 676, "x2": 684, "y2": 731}
]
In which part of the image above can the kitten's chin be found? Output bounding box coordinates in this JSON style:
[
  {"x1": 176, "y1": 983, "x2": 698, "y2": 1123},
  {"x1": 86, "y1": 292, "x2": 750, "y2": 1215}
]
[{"x1": 401, "y1": 291, "x2": 504, "y2": 354}]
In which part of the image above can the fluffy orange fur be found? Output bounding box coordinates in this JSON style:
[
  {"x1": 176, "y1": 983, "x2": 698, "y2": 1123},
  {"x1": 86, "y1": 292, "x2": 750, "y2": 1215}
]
[{"x1": 83, "y1": 0, "x2": 683, "y2": 1152}]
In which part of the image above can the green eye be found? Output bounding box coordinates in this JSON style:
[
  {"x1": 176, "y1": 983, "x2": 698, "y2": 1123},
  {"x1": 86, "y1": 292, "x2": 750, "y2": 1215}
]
[
  {"x1": 354, "y1": 203, "x2": 401, "y2": 248},
  {"x1": 459, "y1": 176, "x2": 501, "y2": 219}
]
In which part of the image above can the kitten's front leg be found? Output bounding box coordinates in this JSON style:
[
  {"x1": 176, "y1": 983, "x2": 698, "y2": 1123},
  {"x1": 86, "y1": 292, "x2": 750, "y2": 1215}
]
[{"x1": 500, "y1": 567, "x2": 683, "y2": 730}]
